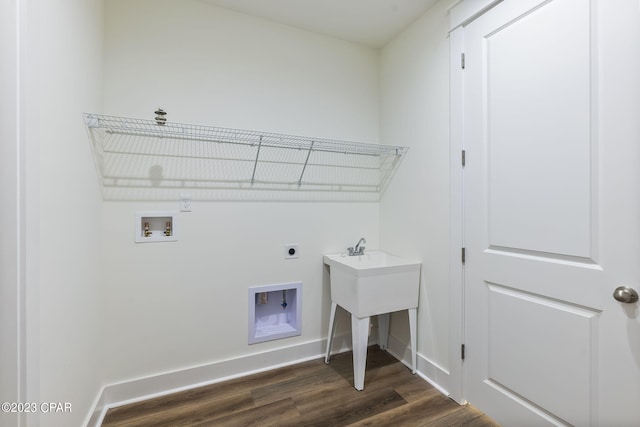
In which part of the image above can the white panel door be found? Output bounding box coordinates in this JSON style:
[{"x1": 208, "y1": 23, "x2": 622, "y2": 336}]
[{"x1": 463, "y1": 0, "x2": 640, "y2": 425}]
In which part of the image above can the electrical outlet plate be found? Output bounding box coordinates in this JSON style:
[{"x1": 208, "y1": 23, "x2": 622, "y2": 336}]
[
  {"x1": 284, "y1": 244, "x2": 299, "y2": 259},
  {"x1": 180, "y1": 195, "x2": 192, "y2": 212}
]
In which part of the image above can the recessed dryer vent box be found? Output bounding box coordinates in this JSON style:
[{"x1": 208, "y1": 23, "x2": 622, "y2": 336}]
[
  {"x1": 135, "y1": 211, "x2": 178, "y2": 243},
  {"x1": 248, "y1": 282, "x2": 302, "y2": 344}
]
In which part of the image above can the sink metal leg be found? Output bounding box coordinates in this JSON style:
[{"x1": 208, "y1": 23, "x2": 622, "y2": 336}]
[
  {"x1": 325, "y1": 302, "x2": 338, "y2": 364},
  {"x1": 377, "y1": 313, "x2": 390, "y2": 350},
  {"x1": 351, "y1": 315, "x2": 370, "y2": 391},
  {"x1": 408, "y1": 307, "x2": 417, "y2": 374}
]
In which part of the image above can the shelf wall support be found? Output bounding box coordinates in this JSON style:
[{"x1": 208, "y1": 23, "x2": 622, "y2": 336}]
[
  {"x1": 250, "y1": 135, "x2": 263, "y2": 184},
  {"x1": 298, "y1": 141, "x2": 314, "y2": 186}
]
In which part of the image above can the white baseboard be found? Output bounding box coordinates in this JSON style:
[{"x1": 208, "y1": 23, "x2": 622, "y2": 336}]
[
  {"x1": 385, "y1": 334, "x2": 451, "y2": 397},
  {"x1": 86, "y1": 332, "x2": 452, "y2": 426}
]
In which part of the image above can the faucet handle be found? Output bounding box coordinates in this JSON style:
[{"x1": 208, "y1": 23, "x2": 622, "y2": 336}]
[
  {"x1": 358, "y1": 246, "x2": 365, "y2": 254},
  {"x1": 347, "y1": 247, "x2": 355, "y2": 255}
]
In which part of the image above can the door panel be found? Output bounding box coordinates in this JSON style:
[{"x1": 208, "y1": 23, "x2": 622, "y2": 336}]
[
  {"x1": 463, "y1": 0, "x2": 640, "y2": 425},
  {"x1": 488, "y1": 283, "x2": 597, "y2": 426},
  {"x1": 486, "y1": 0, "x2": 592, "y2": 258}
]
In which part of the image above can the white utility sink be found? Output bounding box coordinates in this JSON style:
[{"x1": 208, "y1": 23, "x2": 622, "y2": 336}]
[
  {"x1": 323, "y1": 251, "x2": 422, "y2": 390},
  {"x1": 323, "y1": 251, "x2": 421, "y2": 317}
]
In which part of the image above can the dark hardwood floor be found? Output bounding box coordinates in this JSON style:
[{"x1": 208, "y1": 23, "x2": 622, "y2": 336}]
[{"x1": 102, "y1": 346, "x2": 499, "y2": 426}]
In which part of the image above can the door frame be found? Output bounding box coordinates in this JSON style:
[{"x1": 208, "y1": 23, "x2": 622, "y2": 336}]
[{"x1": 447, "y1": 0, "x2": 503, "y2": 405}]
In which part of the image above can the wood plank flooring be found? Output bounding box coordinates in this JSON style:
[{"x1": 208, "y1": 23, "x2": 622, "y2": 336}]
[{"x1": 102, "y1": 346, "x2": 499, "y2": 426}]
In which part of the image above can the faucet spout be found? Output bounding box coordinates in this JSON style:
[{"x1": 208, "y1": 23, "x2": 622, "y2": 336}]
[{"x1": 348, "y1": 237, "x2": 366, "y2": 256}]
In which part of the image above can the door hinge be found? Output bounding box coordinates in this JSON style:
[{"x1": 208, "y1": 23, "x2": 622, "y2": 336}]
[
  {"x1": 461, "y1": 247, "x2": 466, "y2": 263},
  {"x1": 461, "y1": 344, "x2": 465, "y2": 360},
  {"x1": 462, "y1": 149, "x2": 466, "y2": 166},
  {"x1": 461, "y1": 53, "x2": 465, "y2": 69}
]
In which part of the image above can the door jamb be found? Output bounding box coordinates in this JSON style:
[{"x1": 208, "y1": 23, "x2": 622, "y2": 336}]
[
  {"x1": 447, "y1": 0, "x2": 502, "y2": 406},
  {"x1": 448, "y1": 24, "x2": 465, "y2": 405}
]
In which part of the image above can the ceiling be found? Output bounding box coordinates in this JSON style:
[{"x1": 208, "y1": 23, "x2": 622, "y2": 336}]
[{"x1": 201, "y1": 0, "x2": 439, "y2": 48}]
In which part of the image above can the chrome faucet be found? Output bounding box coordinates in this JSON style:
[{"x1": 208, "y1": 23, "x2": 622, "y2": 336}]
[{"x1": 348, "y1": 237, "x2": 366, "y2": 256}]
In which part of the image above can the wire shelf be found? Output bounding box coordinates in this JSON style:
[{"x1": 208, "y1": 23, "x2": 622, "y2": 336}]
[{"x1": 83, "y1": 113, "x2": 408, "y2": 201}]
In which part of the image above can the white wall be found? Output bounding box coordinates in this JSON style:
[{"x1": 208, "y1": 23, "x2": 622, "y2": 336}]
[
  {"x1": 102, "y1": 0, "x2": 381, "y2": 385},
  {"x1": 379, "y1": 0, "x2": 455, "y2": 388},
  {"x1": 103, "y1": 0, "x2": 379, "y2": 140},
  {"x1": 0, "y1": 2, "x2": 21, "y2": 426},
  {"x1": 23, "y1": 0, "x2": 105, "y2": 425}
]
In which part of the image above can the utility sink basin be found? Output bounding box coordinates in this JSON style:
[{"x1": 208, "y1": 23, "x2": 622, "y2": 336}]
[{"x1": 323, "y1": 251, "x2": 421, "y2": 318}]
